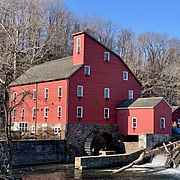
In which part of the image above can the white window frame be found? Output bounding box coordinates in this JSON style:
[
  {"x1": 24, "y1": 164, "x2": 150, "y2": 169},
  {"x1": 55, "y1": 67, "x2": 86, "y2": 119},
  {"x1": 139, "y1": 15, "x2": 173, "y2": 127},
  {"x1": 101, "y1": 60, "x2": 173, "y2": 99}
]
[
  {"x1": 32, "y1": 107, "x2": 36, "y2": 118},
  {"x1": 104, "y1": 52, "x2": 110, "y2": 61},
  {"x1": 58, "y1": 86, "x2": 62, "y2": 98},
  {"x1": 132, "y1": 117, "x2": 137, "y2": 128},
  {"x1": 13, "y1": 108, "x2": 16, "y2": 118},
  {"x1": 104, "y1": 88, "x2": 110, "y2": 99},
  {"x1": 128, "y1": 90, "x2": 134, "y2": 99},
  {"x1": 18, "y1": 122, "x2": 28, "y2": 132},
  {"x1": 57, "y1": 106, "x2": 62, "y2": 117},
  {"x1": 32, "y1": 126, "x2": 35, "y2": 133},
  {"x1": 21, "y1": 108, "x2": 25, "y2": 118},
  {"x1": 76, "y1": 38, "x2": 81, "y2": 53},
  {"x1": 84, "y1": 65, "x2": 90, "y2": 76},
  {"x1": 77, "y1": 85, "x2": 83, "y2": 97},
  {"x1": 160, "y1": 117, "x2": 165, "y2": 129},
  {"x1": 13, "y1": 92, "x2": 17, "y2": 101},
  {"x1": 123, "y1": 71, "x2": 128, "y2": 80},
  {"x1": 54, "y1": 127, "x2": 61, "y2": 134},
  {"x1": 45, "y1": 88, "x2": 49, "y2": 99},
  {"x1": 44, "y1": 107, "x2": 48, "y2": 118},
  {"x1": 22, "y1": 91, "x2": 25, "y2": 101},
  {"x1": 104, "y1": 108, "x2": 109, "y2": 119},
  {"x1": 77, "y1": 106, "x2": 83, "y2": 119},
  {"x1": 33, "y1": 89, "x2": 37, "y2": 99}
]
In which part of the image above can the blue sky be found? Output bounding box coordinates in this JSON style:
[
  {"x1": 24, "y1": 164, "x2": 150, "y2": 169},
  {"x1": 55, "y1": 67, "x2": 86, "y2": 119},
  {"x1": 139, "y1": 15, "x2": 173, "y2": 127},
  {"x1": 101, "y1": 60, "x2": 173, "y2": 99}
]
[{"x1": 65, "y1": 0, "x2": 180, "y2": 39}]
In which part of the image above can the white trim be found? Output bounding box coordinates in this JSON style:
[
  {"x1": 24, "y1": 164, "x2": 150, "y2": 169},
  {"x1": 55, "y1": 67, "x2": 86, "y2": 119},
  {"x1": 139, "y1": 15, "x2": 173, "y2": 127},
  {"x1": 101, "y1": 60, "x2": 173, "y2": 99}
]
[
  {"x1": 58, "y1": 86, "x2": 62, "y2": 97},
  {"x1": 160, "y1": 117, "x2": 165, "y2": 129},
  {"x1": 104, "y1": 108, "x2": 109, "y2": 119},
  {"x1": 77, "y1": 85, "x2": 83, "y2": 97},
  {"x1": 76, "y1": 38, "x2": 81, "y2": 53},
  {"x1": 104, "y1": 88, "x2": 110, "y2": 99},
  {"x1": 84, "y1": 65, "x2": 90, "y2": 76},
  {"x1": 77, "y1": 106, "x2": 83, "y2": 118},
  {"x1": 44, "y1": 107, "x2": 48, "y2": 118},
  {"x1": 132, "y1": 117, "x2": 137, "y2": 128},
  {"x1": 57, "y1": 106, "x2": 62, "y2": 117},
  {"x1": 104, "y1": 52, "x2": 110, "y2": 61},
  {"x1": 18, "y1": 122, "x2": 28, "y2": 132},
  {"x1": 13, "y1": 92, "x2": 17, "y2": 101},
  {"x1": 45, "y1": 88, "x2": 49, "y2": 99},
  {"x1": 33, "y1": 89, "x2": 37, "y2": 99},
  {"x1": 123, "y1": 71, "x2": 128, "y2": 80},
  {"x1": 54, "y1": 127, "x2": 61, "y2": 134},
  {"x1": 128, "y1": 90, "x2": 134, "y2": 99}
]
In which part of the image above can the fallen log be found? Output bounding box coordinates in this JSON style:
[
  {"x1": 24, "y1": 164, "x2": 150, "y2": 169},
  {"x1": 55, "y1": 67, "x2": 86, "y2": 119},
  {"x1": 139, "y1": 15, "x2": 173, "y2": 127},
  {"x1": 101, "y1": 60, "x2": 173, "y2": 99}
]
[{"x1": 112, "y1": 140, "x2": 180, "y2": 174}]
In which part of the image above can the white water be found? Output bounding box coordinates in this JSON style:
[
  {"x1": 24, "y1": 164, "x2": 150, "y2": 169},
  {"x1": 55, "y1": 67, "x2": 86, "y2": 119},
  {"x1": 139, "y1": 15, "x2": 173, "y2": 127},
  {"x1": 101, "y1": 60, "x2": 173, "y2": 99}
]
[{"x1": 150, "y1": 153, "x2": 168, "y2": 166}]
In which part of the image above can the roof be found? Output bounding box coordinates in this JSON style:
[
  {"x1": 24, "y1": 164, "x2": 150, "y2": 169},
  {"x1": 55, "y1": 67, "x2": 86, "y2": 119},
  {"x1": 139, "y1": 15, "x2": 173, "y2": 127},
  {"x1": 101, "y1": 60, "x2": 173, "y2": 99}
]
[
  {"x1": 10, "y1": 56, "x2": 82, "y2": 86},
  {"x1": 172, "y1": 106, "x2": 180, "y2": 113},
  {"x1": 116, "y1": 97, "x2": 169, "y2": 109}
]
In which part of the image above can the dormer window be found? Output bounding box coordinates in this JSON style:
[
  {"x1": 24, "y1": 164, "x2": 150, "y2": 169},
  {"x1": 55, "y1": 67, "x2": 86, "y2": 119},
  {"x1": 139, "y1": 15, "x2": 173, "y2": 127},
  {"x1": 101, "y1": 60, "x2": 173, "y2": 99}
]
[
  {"x1": 104, "y1": 88, "x2": 110, "y2": 100},
  {"x1": 123, "y1": 71, "x2": 128, "y2": 80},
  {"x1": 84, "y1": 66, "x2": 90, "y2": 76},
  {"x1": 45, "y1": 88, "x2": 49, "y2": 99},
  {"x1": 77, "y1": 85, "x2": 83, "y2": 97},
  {"x1": 104, "y1": 52, "x2": 110, "y2": 61},
  {"x1": 76, "y1": 38, "x2": 81, "y2": 53}
]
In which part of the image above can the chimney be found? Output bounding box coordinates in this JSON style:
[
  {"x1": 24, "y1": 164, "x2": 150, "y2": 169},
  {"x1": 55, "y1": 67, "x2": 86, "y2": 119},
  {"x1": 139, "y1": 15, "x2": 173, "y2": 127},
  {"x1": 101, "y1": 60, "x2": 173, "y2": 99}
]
[{"x1": 72, "y1": 31, "x2": 85, "y2": 65}]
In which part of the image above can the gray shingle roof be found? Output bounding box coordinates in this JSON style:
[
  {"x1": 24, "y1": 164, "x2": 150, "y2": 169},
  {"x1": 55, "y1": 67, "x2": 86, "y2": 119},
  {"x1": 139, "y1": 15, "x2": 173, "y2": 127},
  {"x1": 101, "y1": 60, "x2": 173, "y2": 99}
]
[
  {"x1": 116, "y1": 97, "x2": 165, "y2": 109},
  {"x1": 10, "y1": 56, "x2": 82, "y2": 86}
]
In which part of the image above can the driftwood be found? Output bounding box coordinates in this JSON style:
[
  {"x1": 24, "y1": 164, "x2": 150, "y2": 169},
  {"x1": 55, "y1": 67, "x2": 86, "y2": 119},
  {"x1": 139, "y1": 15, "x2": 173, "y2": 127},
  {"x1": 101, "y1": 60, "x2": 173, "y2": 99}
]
[{"x1": 112, "y1": 140, "x2": 180, "y2": 174}]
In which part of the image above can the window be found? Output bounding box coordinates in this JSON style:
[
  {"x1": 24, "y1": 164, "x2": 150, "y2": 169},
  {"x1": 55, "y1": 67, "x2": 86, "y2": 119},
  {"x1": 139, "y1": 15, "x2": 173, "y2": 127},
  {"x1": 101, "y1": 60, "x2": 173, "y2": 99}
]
[
  {"x1": 22, "y1": 91, "x2": 25, "y2": 101},
  {"x1": 132, "y1": 117, "x2": 137, "y2": 128},
  {"x1": 123, "y1": 71, "x2": 128, "y2": 80},
  {"x1": 104, "y1": 88, "x2": 110, "y2": 99},
  {"x1": 57, "y1": 106, "x2": 62, "y2": 117},
  {"x1": 58, "y1": 86, "x2": 62, "y2": 98},
  {"x1": 44, "y1": 107, "x2": 48, "y2": 118},
  {"x1": 33, "y1": 89, "x2": 37, "y2": 99},
  {"x1": 104, "y1": 108, "x2": 109, "y2": 119},
  {"x1": 21, "y1": 108, "x2": 25, "y2": 118},
  {"x1": 13, "y1": 108, "x2": 16, "y2": 118},
  {"x1": 32, "y1": 108, "x2": 36, "y2": 118},
  {"x1": 19, "y1": 122, "x2": 28, "y2": 132},
  {"x1": 45, "y1": 88, "x2": 49, "y2": 99},
  {"x1": 77, "y1": 106, "x2": 83, "y2": 118},
  {"x1": 13, "y1": 92, "x2": 17, "y2": 101},
  {"x1": 76, "y1": 38, "x2": 81, "y2": 53},
  {"x1": 54, "y1": 127, "x2": 61, "y2": 134},
  {"x1": 32, "y1": 126, "x2": 35, "y2": 133},
  {"x1": 104, "y1": 52, "x2": 110, "y2": 61},
  {"x1": 84, "y1": 65, "x2": 90, "y2": 76},
  {"x1": 160, "y1": 118, "x2": 165, "y2": 129},
  {"x1": 128, "y1": 90, "x2": 134, "y2": 99},
  {"x1": 77, "y1": 85, "x2": 83, "y2": 97}
]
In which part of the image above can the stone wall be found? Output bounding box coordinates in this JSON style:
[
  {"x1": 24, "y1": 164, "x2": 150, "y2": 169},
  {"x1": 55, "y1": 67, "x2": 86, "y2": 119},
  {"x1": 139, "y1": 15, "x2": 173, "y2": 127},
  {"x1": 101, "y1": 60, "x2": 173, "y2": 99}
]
[
  {"x1": 0, "y1": 140, "x2": 67, "y2": 166},
  {"x1": 75, "y1": 149, "x2": 144, "y2": 170},
  {"x1": 138, "y1": 133, "x2": 171, "y2": 150},
  {"x1": 66, "y1": 124, "x2": 117, "y2": 156}
]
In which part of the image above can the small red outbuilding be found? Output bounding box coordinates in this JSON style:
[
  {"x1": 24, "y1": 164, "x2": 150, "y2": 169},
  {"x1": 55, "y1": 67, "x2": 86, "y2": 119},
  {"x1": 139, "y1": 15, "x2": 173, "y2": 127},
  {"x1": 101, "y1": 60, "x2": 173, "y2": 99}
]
[{"x1": 116, "y1": 97, "x2": 172, "y2": 135}]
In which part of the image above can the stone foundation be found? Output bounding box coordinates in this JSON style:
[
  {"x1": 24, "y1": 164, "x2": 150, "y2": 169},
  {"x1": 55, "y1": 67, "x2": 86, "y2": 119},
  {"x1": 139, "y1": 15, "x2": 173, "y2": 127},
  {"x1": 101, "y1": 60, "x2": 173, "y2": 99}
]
[
  {"x1": 139, "y1": 133, "x2": 171, "y2": 150},
  {"x1": 66, "y1": 123, "x2": 117, "y2": 156}
]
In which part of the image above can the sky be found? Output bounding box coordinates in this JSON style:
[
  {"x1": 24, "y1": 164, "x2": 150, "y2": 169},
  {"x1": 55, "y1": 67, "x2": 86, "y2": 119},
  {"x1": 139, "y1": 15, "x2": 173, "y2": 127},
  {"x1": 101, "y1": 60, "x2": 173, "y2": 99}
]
[{"x1": 65, "y1": 0, "x2": 180, "y2": 39}]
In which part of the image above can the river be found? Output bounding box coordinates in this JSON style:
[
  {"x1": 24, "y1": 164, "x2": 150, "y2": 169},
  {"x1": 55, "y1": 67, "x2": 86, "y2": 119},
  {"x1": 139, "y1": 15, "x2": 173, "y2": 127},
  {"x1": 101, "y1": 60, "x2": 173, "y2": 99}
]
[{"x1": 12, "y1": 163, "x2": 180, "y2": 180}]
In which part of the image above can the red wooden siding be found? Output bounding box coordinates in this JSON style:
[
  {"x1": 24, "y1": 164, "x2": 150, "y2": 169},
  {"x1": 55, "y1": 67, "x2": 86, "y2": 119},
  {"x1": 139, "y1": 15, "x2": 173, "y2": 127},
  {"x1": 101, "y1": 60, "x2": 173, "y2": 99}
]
[
  {"x1": 10, "y1": 80, "x2": 68, "y2": 125},
  {"x1": 68, "y1": 33, "x2": 141, "y2": 124},
  {"x1": 154, "y1": 100, "x2": 172, "y2": 134}
]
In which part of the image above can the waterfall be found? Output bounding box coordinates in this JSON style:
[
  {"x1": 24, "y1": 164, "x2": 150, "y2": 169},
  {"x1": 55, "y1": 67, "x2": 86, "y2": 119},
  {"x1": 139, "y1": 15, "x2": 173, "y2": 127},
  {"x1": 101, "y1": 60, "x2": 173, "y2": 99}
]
[{"x1": 150, "y1": 153, "x2": 168, "y2": 166}]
